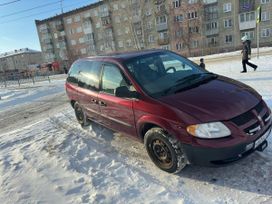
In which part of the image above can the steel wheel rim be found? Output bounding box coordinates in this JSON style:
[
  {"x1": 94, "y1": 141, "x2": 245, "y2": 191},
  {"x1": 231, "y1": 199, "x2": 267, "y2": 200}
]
[{"x1": 151, "y1": 139, "x2": 173, "y2": 168}]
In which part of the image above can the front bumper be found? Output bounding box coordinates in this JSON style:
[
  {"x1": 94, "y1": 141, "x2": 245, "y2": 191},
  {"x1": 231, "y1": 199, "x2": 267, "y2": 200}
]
[{"x1": 182, "y1": 126, "x2": 271, "y2": 166}]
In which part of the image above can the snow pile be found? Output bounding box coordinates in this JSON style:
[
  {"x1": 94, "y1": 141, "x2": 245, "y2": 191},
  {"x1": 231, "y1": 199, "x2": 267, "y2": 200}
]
[{"x1": 0, "y1": 79, "x2": 65, "y2": 112}]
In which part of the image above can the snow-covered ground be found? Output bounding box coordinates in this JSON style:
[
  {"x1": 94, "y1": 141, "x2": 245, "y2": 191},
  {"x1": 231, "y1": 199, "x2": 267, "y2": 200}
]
[{"x1": 0, "y1": 52, "x2": 272, "y2": 204}]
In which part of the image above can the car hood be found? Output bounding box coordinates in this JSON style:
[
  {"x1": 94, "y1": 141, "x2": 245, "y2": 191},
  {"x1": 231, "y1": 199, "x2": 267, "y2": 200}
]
[{"x1": 158, "y1": 76, "x2": 261, "y2": 122}]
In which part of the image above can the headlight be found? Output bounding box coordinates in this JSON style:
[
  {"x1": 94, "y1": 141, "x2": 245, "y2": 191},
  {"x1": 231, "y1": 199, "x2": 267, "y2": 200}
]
[{"x1": 187, "y1": 122, "x2": 231, "y2": 139}]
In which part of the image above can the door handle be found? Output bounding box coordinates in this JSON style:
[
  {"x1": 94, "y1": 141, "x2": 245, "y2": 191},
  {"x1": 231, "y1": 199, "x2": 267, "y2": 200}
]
[
  {"x1": 99, "y1": 101, "x2": 107, "y2": 107},
  {"x1": 91, "y1": 99, "x2": 98, "y2": 104}
]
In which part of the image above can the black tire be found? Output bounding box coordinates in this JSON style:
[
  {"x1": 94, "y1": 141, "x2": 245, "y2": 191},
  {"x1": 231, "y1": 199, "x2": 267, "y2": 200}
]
[
  {"x1": 144, "y1": 127, "x2": 187, "y2": 173},
  {"x1": 74, "y1": 102, "x2": 90, "y2": 127}
]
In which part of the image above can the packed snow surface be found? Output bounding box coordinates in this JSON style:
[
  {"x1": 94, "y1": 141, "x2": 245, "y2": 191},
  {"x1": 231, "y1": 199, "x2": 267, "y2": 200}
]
[{"x1": 0, "y1": 51, "x2": 272, "y2": 204}]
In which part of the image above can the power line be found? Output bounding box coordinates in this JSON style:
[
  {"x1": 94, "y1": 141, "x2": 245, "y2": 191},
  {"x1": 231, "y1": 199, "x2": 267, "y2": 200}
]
[
  {"x1": 0, "y1": 0, "x2": 94, "y2": 24},
  {"x1": 0, "y1": 0, "x2": 20, "y2": 7},
  {"x1": 0, "y1": 1, "x2": 61, "y2": 18}
]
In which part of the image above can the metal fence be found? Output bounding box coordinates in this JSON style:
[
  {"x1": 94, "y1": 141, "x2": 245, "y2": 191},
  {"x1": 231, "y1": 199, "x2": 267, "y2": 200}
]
[{"x1": 0, "y1": 71, "x2": 62, "y2": 88}]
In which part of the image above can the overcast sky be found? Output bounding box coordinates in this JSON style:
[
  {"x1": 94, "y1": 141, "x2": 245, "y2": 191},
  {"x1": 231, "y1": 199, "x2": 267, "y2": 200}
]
[{"x1": 0, "y1": 0, "x2": 97, "y2": 53}]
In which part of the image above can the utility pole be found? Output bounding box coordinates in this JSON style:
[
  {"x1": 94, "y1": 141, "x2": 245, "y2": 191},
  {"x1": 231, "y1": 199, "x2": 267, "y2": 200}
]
[
  {"x1": 60, "y1": 0, "x2": 63, "y2": 14},
  {"x1": 256, "y1": 6, "x2": 261, "y2": 59}
]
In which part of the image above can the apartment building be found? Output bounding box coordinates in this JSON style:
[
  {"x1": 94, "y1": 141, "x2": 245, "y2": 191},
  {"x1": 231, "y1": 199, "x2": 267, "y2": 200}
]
[
  {"x1": 35, "y1": 0, "x2": 272, "y2": 67},
  {"x1": 0, "y1": 48, "x2": 42, "y2": 73}
]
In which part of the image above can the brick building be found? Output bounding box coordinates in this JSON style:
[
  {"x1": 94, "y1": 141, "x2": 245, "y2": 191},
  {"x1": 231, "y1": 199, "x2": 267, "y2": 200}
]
[
  {"x1": 0, "y1": 48, "x2": 42, "y2": 73},
  {"x1": 35, "y1": 0, "x2": 272, "y2": 67}
]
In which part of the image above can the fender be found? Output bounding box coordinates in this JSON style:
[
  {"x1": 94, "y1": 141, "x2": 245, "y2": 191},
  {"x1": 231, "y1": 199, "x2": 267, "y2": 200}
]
[{"x1": 137, "y1": 114, "x2": 181, "y2": 141}]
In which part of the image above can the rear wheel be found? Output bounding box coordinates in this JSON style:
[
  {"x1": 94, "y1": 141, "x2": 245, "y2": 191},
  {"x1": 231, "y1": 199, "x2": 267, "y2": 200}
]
[
  {"x1": 74, "y1": 102, "x2": 90, "y2": 127},
  {"x1": 144, "y1": 127, "x2": 187, "y2": 173}
]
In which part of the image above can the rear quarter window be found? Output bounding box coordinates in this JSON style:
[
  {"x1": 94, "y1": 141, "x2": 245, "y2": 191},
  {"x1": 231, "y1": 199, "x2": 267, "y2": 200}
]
[{"x1": 67, "y1": 62, "x2": 80, "y2": 84}]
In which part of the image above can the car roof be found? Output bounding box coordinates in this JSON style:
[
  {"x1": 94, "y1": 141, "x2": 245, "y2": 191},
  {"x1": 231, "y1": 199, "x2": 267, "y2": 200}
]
[{"x1": 84, "y1": 49, "x2": 168, "y2": 62}]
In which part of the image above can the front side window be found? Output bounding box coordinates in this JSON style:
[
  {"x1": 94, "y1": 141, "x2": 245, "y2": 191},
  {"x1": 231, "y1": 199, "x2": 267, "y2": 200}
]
[
  {"x1": 77, "y1": 61, "x2": 101, "y2": 91},
  {"x1": 124, "y1": 52, "x2": 216, "y2": 98},
  {"x1": 101, "y1": 64, "x2": 130, "y2": 95}
]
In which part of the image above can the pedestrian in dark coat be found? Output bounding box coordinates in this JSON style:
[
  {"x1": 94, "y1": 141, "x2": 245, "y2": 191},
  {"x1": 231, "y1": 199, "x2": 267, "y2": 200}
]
[
  {"x1": 241, "y1": 36, "x2": 257, "y2": 73},
  {"x1": 199, "y1": 58, "x2": 205, "y2": 70}
]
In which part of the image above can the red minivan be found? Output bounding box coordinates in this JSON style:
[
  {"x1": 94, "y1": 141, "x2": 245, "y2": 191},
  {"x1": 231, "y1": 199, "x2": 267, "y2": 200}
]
[{"x1": 66, "y1": 50, "x2": 271, "y2": 173}]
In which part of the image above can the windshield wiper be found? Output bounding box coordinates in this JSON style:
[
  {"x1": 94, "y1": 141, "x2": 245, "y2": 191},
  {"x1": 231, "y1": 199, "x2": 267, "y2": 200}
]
[{"x1": 163, "y1": 72, "x2": 218, "y2": 95}]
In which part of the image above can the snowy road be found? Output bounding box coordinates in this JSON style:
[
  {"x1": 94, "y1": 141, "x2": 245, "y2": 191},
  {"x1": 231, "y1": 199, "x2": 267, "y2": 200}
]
[{"x1": 0, "y1": 52, "x2": 272, "y2": 204}]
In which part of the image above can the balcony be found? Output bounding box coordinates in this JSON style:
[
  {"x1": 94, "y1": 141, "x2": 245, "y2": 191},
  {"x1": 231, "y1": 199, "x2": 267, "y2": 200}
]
[
  {"x1": 157, "y1": 37, "x2": 169, "y2": 45},
  {"x1": 156, "y1": 23, "x2": 168, "y2": 32},
  {"x1": 205, "y1": 28, "x2": 219, "y2": 36},
  {"x1": 239, "y1": 0, "x2": 255, "y2": 13},
  {"x1": 239, "y1": 20, "x2": 256, "y2": 30},
  {"x1": 58, "y1": 36, "x2": 66, "y2": 42},
  {"x1": 43, "y1": 38, "x2": 53, "y2": 44},
  {"x1": 204, "y1": 0, "x2": 218, "y2": 5},
  {"x1": 84, "y1": 33, "x2": 95, "y2": 44},
  {"x1": 40, "y1": 28, "x2": 50, "y2": 34},
  {"x1": 56, "y1": 23, "x2": 64, "y2": 31},
  {"x1": 101, "y1": 16, "x2": 112, "y2": 28}
]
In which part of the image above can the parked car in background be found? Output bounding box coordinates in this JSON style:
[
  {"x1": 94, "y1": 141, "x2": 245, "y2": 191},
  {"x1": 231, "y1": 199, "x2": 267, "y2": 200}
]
[{"x1": 65, "y1": 50, "x2": 272, "y2": 173}]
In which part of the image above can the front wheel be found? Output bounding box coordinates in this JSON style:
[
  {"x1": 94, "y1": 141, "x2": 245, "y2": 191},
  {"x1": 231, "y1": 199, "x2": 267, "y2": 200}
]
[
  {"x1": 144, "y1": 127, "x2": 188, "y2": 173},
  {"x1": 74, "y1": 102, "x2": 90, "y2": 127}
]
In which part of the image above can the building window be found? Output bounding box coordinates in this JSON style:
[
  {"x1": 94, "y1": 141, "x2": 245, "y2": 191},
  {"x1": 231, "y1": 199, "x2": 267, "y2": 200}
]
[
  {"x1": 118, "y1": 41, "x2": 123, "y2": 48},
  {"x1": 261, "y1": 28, "x2": 271, "y2": 37},
  {"x1": 176, "y1": 42, "x2": 183, "y2": 50},
  {"x1": 156, "y1": 15, "x2": 167, "y2": 24},
  {"x1": 188, "y1": 0, "x2": 197, "y2": 4},
  {"x1": 66, "y1": 18, "x2": 72, "y2": 24},
  {"x1": 225, "y1": 35, "x2": 233, "y2": 43},
  {"x1": 68, "y1": 29, "x2": 75, "y2": 35},
  {"x1": 241, "y1": 31, "x2": 254, "y2": 40},
  {"x1": 187, "y1": 11, "x2": 198, "y2": 19},
  {"x1": 113, "y1": 4, "x2": 118, "y2": 10},
  {"x1": 261, "y1": 0, "x2": 270, "y2": 4},
  {"x1": 175, "y1": 29, "x2": 182, "y2": 37},
  {"x1": 79, "y1": 38, "x2": 84, "y2": 44},
  {"x1": 71, "y1": 40, "x2": 77, "y2": 45},
  {"x1": 147, "y1": 21, "x2": 153, "y2": 30},
  {"x1": 76, "y1": 27, "x2": 82, "y2": 33},
  {"x1": 146, "y1": 9, "x2": 152, "y2": 16},
  {"x1": 148, "y1": 35, "x2": 155, "y2": 43},
  {"x1": 240, "y1": 12, "x2": 255, "y2": 23},
  {"x1": 223, "y1": 3, "x2": 231, "y2": 13},
  {"x1": 189, "y1": 26, "x2": 199, "y2": 33},
  {"x1": 261, "y1": 11, "x2": 270, "y2": 21},
  {"x1": 206, "y1": 22, "x2": 218, "y2": 30},
  {"x1": 207, "y1": 37, "x2": 217, "y2": 46},
  {"x1": 174, "y1": 15, "x2": 183, "y2": 22},
  {"x1": 126, "y1": 39, "x2": 132, "y2": 47},
  {"x1": 173, "y1": 0, "x2": 181, "y2": 8},
  {"x1": 80, "y1": 48, "x2": 87, "y2": 54},
  {"x1": 96, "y1": 22, "x2": 101, "y2": 28},
  {"x1": 191, "y1": 40, "x2": 198, "y2": 48},
  {"x1": 224, "y1": 19, "x2": 232, "y2": 28},
  {"x1": 74, "y1": 15, "x2": 81, "y2": 23}
]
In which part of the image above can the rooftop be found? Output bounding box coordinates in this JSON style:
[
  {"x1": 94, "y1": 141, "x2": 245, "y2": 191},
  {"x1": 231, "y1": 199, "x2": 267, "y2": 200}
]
[
  {"x1": 0, "y1": 48, "x2": 41, "y2": 59},
  {"x1": 35, "y1": 1, "x2": 103, "y2": 25}
]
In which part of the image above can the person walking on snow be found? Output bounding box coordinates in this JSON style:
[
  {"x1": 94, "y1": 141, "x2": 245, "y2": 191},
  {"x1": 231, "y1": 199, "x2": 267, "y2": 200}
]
[
  {"x1": 241, "y1": 35, "x2": 257, "y2": 73},
  {"x1": 199, "y1": 58, "x2": 205, "y2": 70}
]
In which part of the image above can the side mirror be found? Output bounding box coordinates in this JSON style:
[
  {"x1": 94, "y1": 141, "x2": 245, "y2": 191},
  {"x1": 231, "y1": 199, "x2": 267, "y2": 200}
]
[{"x1": 115, "y1": 86, "x2": 140, "y2": 99}]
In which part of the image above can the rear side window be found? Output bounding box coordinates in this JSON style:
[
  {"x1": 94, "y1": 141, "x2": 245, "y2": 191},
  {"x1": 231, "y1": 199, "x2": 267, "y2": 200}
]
[
  {"x1": 67, "y1": 62, "x2": 80, "y2": 84},
  {"x1": 78, "y1": 61, "x2": 102, "y2": 91},
  {"x1": 101, "y1": 64, "x2": 129, "y2": 95}
]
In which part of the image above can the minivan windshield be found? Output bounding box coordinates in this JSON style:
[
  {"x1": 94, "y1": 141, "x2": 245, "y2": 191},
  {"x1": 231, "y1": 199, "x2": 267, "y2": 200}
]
[{"x1": 124, "y1": 51, "x2": 217, "y2": 98}]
